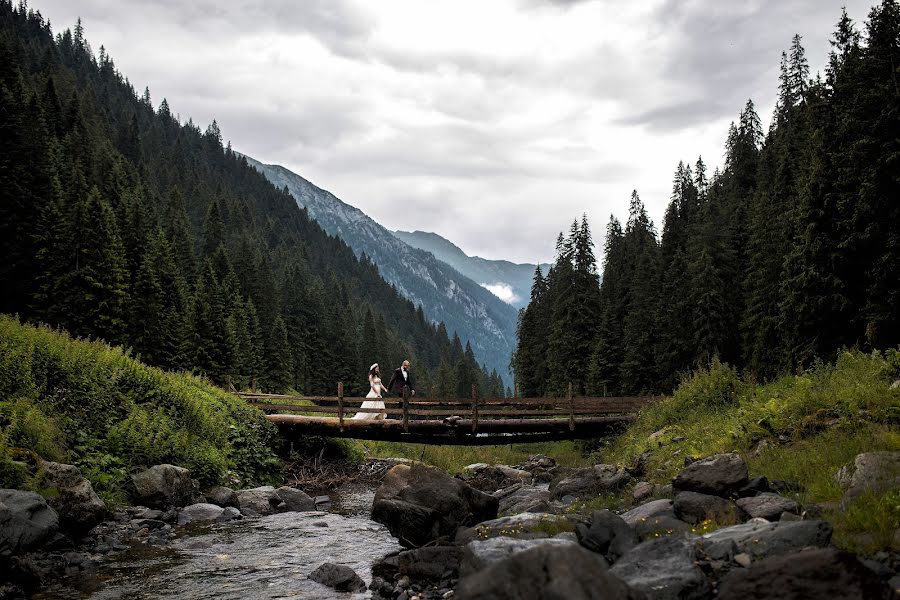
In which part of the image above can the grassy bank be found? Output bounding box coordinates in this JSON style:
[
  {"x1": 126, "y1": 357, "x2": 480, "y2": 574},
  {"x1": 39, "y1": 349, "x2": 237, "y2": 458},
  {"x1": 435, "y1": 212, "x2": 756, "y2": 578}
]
[{"x1": 0, "y1": 315, "x2": 281, "y2": 504}]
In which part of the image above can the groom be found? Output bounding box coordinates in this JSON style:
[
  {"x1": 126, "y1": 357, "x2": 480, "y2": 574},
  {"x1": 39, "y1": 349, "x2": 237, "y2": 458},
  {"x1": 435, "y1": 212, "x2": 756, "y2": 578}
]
[{"x1": 387, "y1": 360, "x2": 416, "y2": 397}]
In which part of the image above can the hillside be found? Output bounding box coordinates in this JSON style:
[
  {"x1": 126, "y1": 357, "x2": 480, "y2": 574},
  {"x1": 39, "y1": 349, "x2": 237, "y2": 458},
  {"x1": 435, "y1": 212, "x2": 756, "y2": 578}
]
[
  {"x1": 0, "y1": 4, "x2": 500, "y2": 399},
  {"x1": 244, "y1": 157, "x2": 518, "y2": 383},
  {"x1": 392, "y1": 230, "x2": 551, "y2": 310}
]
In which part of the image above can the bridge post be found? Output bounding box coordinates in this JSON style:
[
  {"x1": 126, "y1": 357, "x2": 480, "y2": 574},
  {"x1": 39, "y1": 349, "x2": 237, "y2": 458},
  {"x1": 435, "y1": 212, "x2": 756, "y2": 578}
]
[
  {"x1": 338, "y1": 382, "x2": 344, "y2": 432},
  {"x1": 402, "y1": 386, "x2": 410, "y2": 432},
  {"x1": 568, "y1": 382, "x2": 575, "y2": 431},
  {"x1": 471, "y1": 384, "x2": 479, "y2": 433}
]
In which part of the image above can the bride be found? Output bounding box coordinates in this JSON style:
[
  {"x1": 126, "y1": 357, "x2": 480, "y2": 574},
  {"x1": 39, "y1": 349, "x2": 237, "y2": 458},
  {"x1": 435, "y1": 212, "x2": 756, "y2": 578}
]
[{"x1": 352, "y1": 363, "x2": 388, "y2": 420}]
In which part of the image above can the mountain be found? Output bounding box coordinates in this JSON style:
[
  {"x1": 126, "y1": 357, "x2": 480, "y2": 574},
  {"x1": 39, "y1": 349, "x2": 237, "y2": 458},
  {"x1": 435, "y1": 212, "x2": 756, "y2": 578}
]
[
  {"x1": 392, "y1": 230, "x2": 551, "y2": 310},
  {"x1": 243, "y1": 158, "x2": 519, "y2": 382}
]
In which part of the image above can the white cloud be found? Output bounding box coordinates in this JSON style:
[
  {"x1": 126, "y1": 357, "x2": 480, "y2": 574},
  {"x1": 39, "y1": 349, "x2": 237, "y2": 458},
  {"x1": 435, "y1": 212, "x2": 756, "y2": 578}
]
[{"x1": 481, "y1": 282, "x2": 522, "y2": 305}]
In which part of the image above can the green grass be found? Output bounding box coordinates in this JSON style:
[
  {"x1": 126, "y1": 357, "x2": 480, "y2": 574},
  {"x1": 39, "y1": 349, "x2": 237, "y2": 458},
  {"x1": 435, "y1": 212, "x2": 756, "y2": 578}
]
[{"x1": 0, "y1": 315, "x2": 281, "y2": 504}]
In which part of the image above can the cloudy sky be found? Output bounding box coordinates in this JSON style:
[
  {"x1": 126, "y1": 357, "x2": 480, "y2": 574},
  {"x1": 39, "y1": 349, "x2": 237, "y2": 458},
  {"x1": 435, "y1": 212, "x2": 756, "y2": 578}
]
[{"x1": 37, "y1": 0, "x2": 874, "y2": 263}]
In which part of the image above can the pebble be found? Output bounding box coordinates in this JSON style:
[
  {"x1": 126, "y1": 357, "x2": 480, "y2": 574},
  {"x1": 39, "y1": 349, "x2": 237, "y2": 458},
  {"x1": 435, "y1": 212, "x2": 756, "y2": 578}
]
[{"x1": 734, "y1": 553, "x2": 752, "y2": 568}]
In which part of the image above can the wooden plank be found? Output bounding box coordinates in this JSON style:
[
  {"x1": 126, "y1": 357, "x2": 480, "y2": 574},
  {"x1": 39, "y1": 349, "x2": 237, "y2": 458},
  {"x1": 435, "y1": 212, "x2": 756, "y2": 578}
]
[
  {"x1": 238, "y1": 392, "x2": 659, "y2": 407},
  {"x1": 267, "y1": 414, "x2": 633, "y2": 433},
  {"x1": 249, "y1": 404, "x2": 643, "y2": 417}
]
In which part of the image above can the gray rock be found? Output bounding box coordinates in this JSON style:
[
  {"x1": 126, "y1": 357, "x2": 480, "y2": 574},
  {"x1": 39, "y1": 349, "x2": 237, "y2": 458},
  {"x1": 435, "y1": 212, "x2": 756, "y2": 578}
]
[
  {"x1": 36, "y1": 461, "x2": 106, "y2": 534},
  {"x1": 235, "y1": 486, "x2": 282, "y2": 516},
  {"x1": 130, "y1": 464, "x2": 200, "y2": 509},
  {"x1": 610, "y1": 535, "x2": 710, "y2": 600},
  {"x1": 462, "y1": 464, "x2": 532, "y2": 493},
  {"x1": 736, "y1": 493, "x2": 799, "y2": 520},
  {"x1": 575, "y1": 510, "x2": 638, "y2": 563},
  {"x1": 737, "y1": 475, "x2": 771, "y2": 497},
  {"x1": 455, "y1": 512, "x2": 573, "y2": 543},
  {"x1": 455, "y1": 543, "x2": 644, "y2": 600},
  {"x1": 217, "y1": 506, "x2": 242, "y2": 523},
  {"x1": 674, "y1": 491, "x2": 742, "y2": 525},
  {"x1": 632, "y1": 481, "x2": 655, "y2": 503},
  {"x1": 372, "y1": 464, "x2": 498, "y2": 547},
  {"x1": 631, "y1": 515, "x2": 692, "y2": 542},
  {"x1": 621, "y1": 499, "x2": 676, "y2": 525},
  {"x1": 0, "y1": 489, "x2": 59, "y2": 557},
  {"x1": 204, "y1": 486, "x2": 238, "y2": 508},
  {"x1": 496, "y1": 485, "x2": 551, "y2": 516},
  {"x1": 550, "y1": 464, "x2": 631, "y2": 500},
  {"x1": 177, "y1": 503, "x2": 226, "y2": 525},
  {"x1": 700, "y1": 519, "x2": 832, "y2": 561},
  {"x1": 275, "y1": 486, "x2": 316, "y2": 512},
  {"x1": 672, "y1": 453, "x2": 749, "y2": 496},
  {"x1": 308, "y1": 562, "x2": 366, "y2": 593},
  {"x1": 836, "y1": 451, "x2": 900, "y2": 505},
  {"x1": 128, "y1": 506, "x2": 163, "y2": 520},
  {"x1": 461, "y1": 536, "x2": 577, "y2": 575},
  {"x1": 718, "y1": 547, "x2": 894, "y2": 599}
]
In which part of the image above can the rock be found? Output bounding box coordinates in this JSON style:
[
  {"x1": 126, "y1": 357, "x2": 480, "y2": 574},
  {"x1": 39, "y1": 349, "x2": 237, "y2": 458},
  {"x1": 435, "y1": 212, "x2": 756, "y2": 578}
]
[
  {"x1": 737, "y1": 476, "x2": 770, "y2": 497},
  {"x1": 621, "y1": 499, "x2": 676, "y2": 525},
  {"x1": 631, "y1": 515, "x2": 692, "y2": 541},
  {"x1": 632, "y1": 481, "x2": 655, "y2": 503},
  {"x1": 128, "y1": 506, "x2": 163, "y2": 520},
  {"x1": 672, "y1": 453, "x2": 749, "y2": 496},
  {"x1": 235, "y1": 486, "x2": 282, "y2": 516},
  {"x1": 625, "y1": 452, "x2": 653, "y2": 478},
  {"x1": 177, "y1": 503, "x2": 226, "y2": 525},
  {"x1": 610, "y1": 535, "x2": 710, "y2": 600},
  {"x1": 836, "y1": 451, "x2": 900, "y2": 505},
  {"x1": 130, "y1": 464, "x2": 200, "y2": 509},
  {"x1": 455, "y1": 543, "x2": 643, "y2": 600},
  {"x1": 889, "y1": 575, "x2": 900, "y2": 595},
  {"x1": 700, "y1": 519, "x2": 832, "y2": 561},
  {"x1": 718, "y1": 547, "x2": 894, "y2": 599},
  {"x1": 372, "y1": 464, "x2": 498, "y2": 547},
  {"x1": 307, "y1": 562, "x2": 366, "y2": 593},
  {"x1": 217, "y1": 506, "x2": 242, "y2": 523},
  {"x1": 0, "y1": 490, "x2": 59, "y2": 557},
  {"x1": 751, "y1": 440, "x2": 770, "y2": 458},
  {"x1": 461, "y1": 537, "x2": 577, "y2": 575},
  {"x1": 394, "y1": 546, "x2": 466, "y2": 581},
  {"x1": 736, "y1": 493, "x2": 799, "y2": 520},
  {"x1": 734, "y1": 552, "x2": 752, "y2": 568},
  {"x1": 496, "y1": 485, "x2": 551, "y2": 516},
  {"x1": 36, "y1": 461, "x2": 106, "y2": 534},
  {"x1": 461, "y1": 464, "x2": 532, "y2": 493},
  {"x1": 275, "y1": 486, "x2": 316, "y2": 512},
  {"x1": 204, "y1": 486, "x2": 238, "y2": 508},
  {"x1": 455, "y1": 512, "x2": 573, "y2": 543},
  {"x1": 550, "y1": 464, "x2": 631, "y2": 500},
  {"x1": 575, "y1": 510, "x2": 638, "y2": 563},
  {"x1": 673, "y1": 491, "x2": 741, "y2": 525}
]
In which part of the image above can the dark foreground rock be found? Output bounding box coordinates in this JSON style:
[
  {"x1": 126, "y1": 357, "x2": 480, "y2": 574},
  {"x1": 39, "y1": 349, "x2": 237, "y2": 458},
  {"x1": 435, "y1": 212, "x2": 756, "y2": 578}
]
[
  {"x1": 461, "y1": 536, "x2": 577, "y2": 575},
  {"x1": 551, "y1": 464, "x2": 631, "y2": 500},
  {"x1": 234, "y1": 486, "x2": 282, "y2": 516},
  {"x1": 36, "y1": 461, "x2": 107, "y2": 535},
  {"x1": 495, "y1": 484, "x2": 551, "y2": 516},
  {"x1": 204, "y1": 486, "x2": 238, "y2": 508},
  {"x1": 455, "y1": 512, "x2": 573, "y2": 543},
  {"x1": 610, "y1": 535, "x2": 710, "y2": 600},
  {"x1": 736, "y1": 492, "x2": 799, "y2": 520},
  {"x1": 718, "y1": 547, "x2": 895, "y2": 599},
  {"x1": 575, "y1": 509, "x2": 638, "y2": 563},
  {"x1": 455, "y1": 544, "x2": 644, "y2": 600},
  {"x1": 130, "y1": 464, "x2": 200, "y2": 509},
  {"x1": 308, "y1": 562, "x2": 367, "y2": 593},
  {"x1": 673, "y1": 491, "x2": 741, "y2": 525},
  {"x1": 0, "y1": 490, "x2": 59, "y2": 557},
  {"x1": 372, "y1": 464, "x2": 498, "y2": 547},
  {"x1": 672, "y1": 453, "x2": 748, "y2": 496},
  {"x1": 700, "y1": 519, "x2": 832, "y2": 561}
]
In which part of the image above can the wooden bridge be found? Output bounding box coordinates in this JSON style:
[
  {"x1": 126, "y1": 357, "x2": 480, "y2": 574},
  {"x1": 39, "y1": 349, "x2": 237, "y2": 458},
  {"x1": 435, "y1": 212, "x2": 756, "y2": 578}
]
[{"x1": 240, "y1": 384, "x2": 657, "y2": 445}]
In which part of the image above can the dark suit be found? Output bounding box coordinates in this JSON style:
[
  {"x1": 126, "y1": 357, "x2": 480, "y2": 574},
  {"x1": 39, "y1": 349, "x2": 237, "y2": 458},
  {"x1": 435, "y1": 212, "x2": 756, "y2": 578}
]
[{"x1": 387, "y1": 367, "x2": 414, "y2": 395}]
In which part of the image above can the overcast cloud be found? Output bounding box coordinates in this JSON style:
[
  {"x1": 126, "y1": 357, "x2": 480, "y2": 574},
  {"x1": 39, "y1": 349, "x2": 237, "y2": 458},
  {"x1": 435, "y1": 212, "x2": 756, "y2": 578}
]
[{"x1": 34, "y1": 0, "x2": 874, "y2": 263}]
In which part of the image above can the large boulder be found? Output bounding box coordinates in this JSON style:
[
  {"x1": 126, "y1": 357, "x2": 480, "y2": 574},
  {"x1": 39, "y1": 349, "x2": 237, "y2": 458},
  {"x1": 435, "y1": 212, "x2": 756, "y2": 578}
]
[
  {"x1": 610, "y1": 535, "x2": 710, "y2": 600},
  {"x1": 736, "y1": 492, "x2": 799, "y2": 520},
  {"x1": 575, "y1": 510, "x2": 638, "y2": 563},
  {"x1": 307, "y1": 562, "x2": 366, "y2": 593},
  {"x1": 620, "y1": 499, "x2": 691, "y2": 540},
  {"x1": 177, "y1": 503, "x2": 226, "y2": 525},
  {"x1": 700, "y1": 519, "x2": 832, "y2": 561},
  {"x1": 673, "y1": 491, "x2": 742, "y2": 525},
  {"x1": 36, "y1": 461, "x2": 106, "y2": 534},
  {"x1": 496, "y1": 485, "x2": 551, "y2": 516},
  {"x1": 621, "y1": 499, "x2": 676, "y2": 525},
  {"x1": 235, "y1": 486, "x2": 282, "y2": 516},
  {"x1": 836, "y1": 451, "x2": 900, "y2": 505},
  {"x1": 455, "y1": 512, "x2": 573, "y2": 543},
  {"x1": 372, "y1": 464, "x2": 498, "y2": 547},
  {"x1": 462, "y1": 464, "x2": 532, "y2": 493},
  {"x1": 204, "y1": 486, "x2": 238, "y2": 508},
  {"x1": 461, "y1": 537, "x2": 577, "y2": 575},
  {"x1": 718, "y1": 547, "x2": 894, "y2": 600},
  {"x1": 455, "y1": 543, "x2": 644, "y2": 600},
  {"x1": 130, "y1": 464, "x2": 200, "y2": 509},
  {"x1": 275, "y1": 486, "x2": 316, "y2": 512},
  {"x1": 550, "y1": 464, "x2": 631, "y2": 500},
  {"x1": 0, "y1": 490, "x2": 59, "y2": 557},
  {"x1": 672, "y1": 453, "x2": 748, "y2": 496}
]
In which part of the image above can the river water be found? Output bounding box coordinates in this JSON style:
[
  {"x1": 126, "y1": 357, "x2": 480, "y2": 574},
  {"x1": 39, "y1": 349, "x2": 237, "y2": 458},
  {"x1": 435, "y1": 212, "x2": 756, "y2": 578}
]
[{"x1": 84, "y1": 485, "x2": 401, "y2": 599}]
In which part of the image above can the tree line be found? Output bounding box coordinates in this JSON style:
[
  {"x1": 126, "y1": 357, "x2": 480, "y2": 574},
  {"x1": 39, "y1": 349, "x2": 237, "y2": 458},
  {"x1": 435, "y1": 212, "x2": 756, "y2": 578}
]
[
  {"x1": 0, "y1": 1, "x2": 506, "y2": 399},
  {"x1": 515, "y1": 3, "x2": 900, "y2": 397}
]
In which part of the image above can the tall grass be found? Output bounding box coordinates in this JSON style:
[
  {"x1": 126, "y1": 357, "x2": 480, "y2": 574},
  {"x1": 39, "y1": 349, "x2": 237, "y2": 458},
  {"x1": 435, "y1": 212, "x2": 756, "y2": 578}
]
[{"x1": 0, "y1": 315, "x2": 281, "y2": 502}]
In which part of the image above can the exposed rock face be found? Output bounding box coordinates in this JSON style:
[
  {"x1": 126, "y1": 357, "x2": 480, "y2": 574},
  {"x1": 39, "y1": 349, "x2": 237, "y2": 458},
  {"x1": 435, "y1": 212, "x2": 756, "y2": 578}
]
[
  {"x1": 575, "y1": 510, "x2": 638, "y2": 564},
  {"x1": 672, "y1": 453, "x2": 749, "y2": 496},
  {"x1": 455, "y1": 543, "x2": 644, "y2": 600},
  {"x1": 551, "y1": 464, "x2": 631, "y2": 500},
  {"x1": 673, "y1": 491, "x2": 741, "y2": 525},
  {"x1": 0, "y1": 489, "x2": 59, "y2": 557},
  {"x1": 455, "y1": 512, "x2": 572, "y2": 543},
  {"x1": 372, "y1": 464, "x2": 498, "y2": 547},
  {"x1": 204, "y1": 486, "x2": 238, "y2": 508},
  {"x1": 36, "y1": 461, "x2": 106, "y2": 534},
  {"x1": 307, "y1": 562, "x2": 367, "y2": 593},
  {"x1": 235, "y1": 486, "x2": 282, "y2": 516},
  {"x1": 718, "y1": 548, "x2": 895, "y2": 600},
  {"x1": 836, "y1": 451, "x2": 900, "y2": 505},
  {"x1": 609, "y1": 535, "x2": 710, "y2": 600},
  {"x1": 700, "y1": 519, "x2": 832, "y2": 561},
  {"x1": 275, "y1": 486, "x2": 315, "y2": 512},
  {"x1": 130, "y1": 464, "x2": 200, "y2": 509},
  {"x1": 736, "y1": 492, "x2": 800, "y2": 520}
]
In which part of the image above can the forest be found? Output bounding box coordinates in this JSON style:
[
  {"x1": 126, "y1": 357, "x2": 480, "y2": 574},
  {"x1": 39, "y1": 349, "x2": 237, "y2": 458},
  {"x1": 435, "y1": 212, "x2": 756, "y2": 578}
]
[
  {"x1": 516, "y1": 3, "x2": 900, "y2": 397},
  {"x1": 0, "y1": 0, "x2": 506, "y2": 400}
]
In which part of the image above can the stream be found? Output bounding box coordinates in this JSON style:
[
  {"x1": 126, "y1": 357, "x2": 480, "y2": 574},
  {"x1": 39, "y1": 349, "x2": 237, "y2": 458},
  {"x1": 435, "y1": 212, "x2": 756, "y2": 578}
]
[{"x1": 74, "y1": 484, "x2": 401, "y2": 599}]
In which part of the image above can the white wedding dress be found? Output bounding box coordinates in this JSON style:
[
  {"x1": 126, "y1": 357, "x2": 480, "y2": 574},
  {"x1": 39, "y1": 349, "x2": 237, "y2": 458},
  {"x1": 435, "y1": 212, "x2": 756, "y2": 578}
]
[{"x1": 352, "y1": 374, "x2": 387, "y2": 420}]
